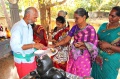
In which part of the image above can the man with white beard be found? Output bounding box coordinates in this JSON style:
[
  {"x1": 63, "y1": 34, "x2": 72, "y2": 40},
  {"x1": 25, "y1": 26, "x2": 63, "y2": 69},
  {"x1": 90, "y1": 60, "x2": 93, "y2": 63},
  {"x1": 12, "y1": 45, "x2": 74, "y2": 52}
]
[{"x1": 10, "y1": 7, "x2": 46, "y2": 79}]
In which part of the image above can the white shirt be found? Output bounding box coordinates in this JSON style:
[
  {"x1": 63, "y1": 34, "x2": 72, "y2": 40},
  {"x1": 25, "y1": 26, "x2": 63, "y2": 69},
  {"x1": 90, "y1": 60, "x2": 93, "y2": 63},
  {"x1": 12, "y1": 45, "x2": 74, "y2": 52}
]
[{"x1": 10, "y1": 19, "x2": 35, "y2": 63}]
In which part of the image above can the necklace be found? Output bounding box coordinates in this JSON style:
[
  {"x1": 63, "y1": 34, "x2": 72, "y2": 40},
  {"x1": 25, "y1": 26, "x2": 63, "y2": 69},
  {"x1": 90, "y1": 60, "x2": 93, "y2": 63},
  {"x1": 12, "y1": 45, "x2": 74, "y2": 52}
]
[{"x1": 102, "y1": 23, "x2": 120, "y2": 32}]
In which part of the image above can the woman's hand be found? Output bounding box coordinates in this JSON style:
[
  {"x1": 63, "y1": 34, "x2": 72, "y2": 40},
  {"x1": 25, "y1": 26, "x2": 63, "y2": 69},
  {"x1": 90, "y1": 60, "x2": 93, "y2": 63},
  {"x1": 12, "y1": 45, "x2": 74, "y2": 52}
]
[
  {"x1": 48, "y1": 44, "x2": 56, "y2": 48},
  {"x1": 52, "y1": 39, "x2": 57, "y2": 44},
  {"x1": 99, "y1": 41, "x2": 111, "y2": 49},
  {"x1": 74, "y1": 42, "x2": 86, "y2": 49},
  {"x1": 99, "y1": 41, "x2": 114, "y2": 54},
  {"x1": 105, "y1": 49, "x2": 114, "y2": 54},
  {"x1": 34, "y1": 43, "x2": 46, "y2": 50}
]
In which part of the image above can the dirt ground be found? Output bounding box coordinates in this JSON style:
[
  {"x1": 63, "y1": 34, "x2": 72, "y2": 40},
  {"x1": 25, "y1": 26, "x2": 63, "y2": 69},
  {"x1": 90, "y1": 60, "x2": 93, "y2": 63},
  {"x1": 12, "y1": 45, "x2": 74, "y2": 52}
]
[{"x1": 0, "y1": 53, "x2": 19, "y2": 79}]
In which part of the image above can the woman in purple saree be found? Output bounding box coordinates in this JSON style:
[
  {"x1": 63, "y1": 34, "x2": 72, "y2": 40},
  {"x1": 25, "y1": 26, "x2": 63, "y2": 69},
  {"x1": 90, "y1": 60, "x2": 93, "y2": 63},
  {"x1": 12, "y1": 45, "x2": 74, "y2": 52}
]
[{"x1": 49, "y1": 8, "x2": 98, "y2": 77}]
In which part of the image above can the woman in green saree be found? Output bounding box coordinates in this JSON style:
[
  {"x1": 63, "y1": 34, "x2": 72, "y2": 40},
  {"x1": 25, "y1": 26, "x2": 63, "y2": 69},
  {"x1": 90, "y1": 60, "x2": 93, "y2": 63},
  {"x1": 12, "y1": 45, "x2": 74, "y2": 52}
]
[{"x1": 91, "y1": 6, "x2": 120, "y2": 79}]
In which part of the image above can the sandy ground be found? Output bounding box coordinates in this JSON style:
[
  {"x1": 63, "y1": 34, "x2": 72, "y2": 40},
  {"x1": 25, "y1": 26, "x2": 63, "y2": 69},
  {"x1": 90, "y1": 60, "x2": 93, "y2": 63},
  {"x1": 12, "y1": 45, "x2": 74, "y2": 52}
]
[{"x1": 0, "y1": 53, "x2": 19, "y2": 79}]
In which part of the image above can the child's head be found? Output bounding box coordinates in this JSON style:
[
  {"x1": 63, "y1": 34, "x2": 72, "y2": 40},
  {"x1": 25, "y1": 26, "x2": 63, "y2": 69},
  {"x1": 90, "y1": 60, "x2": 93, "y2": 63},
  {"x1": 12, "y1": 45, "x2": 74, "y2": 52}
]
[{"x1": 56, "y1": 16, "x2": 66, "y2": 28}]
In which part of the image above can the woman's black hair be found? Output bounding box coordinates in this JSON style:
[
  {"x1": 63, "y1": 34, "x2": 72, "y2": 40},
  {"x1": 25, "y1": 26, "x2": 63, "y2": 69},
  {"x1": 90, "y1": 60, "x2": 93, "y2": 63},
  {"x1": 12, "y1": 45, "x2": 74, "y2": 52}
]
[
  {"x1": 74, "y1": 8, "x2": 89, "y2": 19},
  {"x1": 53, "y1": 16, "x2": 66, "y2": 32},
  {"x1": 56, "y1": 16, "x2": 66, "y2": 24},
  {"x1": 112, "y1": 6, "x2": 120, "y2": 16}
]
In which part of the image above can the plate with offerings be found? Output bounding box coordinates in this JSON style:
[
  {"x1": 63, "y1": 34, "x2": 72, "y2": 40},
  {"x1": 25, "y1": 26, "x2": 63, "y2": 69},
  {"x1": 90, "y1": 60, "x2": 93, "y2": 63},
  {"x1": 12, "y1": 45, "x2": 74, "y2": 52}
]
[
  {"x1": 34, "y1": 48, "x2": 58, "y2": 57},
  {"x1": 46, "y1": 48, "x2": 58, "y2": 57}
]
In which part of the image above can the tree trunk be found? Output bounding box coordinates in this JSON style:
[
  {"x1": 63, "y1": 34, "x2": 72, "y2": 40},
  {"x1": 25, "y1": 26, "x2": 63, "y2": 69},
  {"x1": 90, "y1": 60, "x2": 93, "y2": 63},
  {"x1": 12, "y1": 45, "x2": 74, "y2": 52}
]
[
  {"x1": 9, "y1": 3, "x2": 20, "y2": 26},
  {"x1": 37, "y1": 0, "x2": 67, "y2": 34},
  {"x1": 47, "y1": 7, "x2": 51, "y2": 34},
  {"x1": 40, "y1": 6, "x2": 49, "y2": 35},
  {"x1": 40, "y1": 4, "x2": 48, "y2": 30},
  {"x1": 0, "y1": 0, "x2": 12, "y2": 29},
  {"x1": 38, "y1": 0, "x2": 49, "y2": 35}
]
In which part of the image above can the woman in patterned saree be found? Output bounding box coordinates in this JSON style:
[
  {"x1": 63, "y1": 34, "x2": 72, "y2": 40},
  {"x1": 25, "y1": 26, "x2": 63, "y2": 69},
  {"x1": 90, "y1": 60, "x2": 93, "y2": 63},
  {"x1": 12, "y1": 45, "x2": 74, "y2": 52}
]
[
  {"x1": 31, "y1": 24, "x2": 48, "y2": 46},
  {"x1": 49, "y1": 8, "x2": 98, "y2": 77},
  {"x1": 51, "y1": 16, "x2": 70, "y2": 71},
  {"x1": 91, "y1": 6, "x2": 120, "y2": 79}
]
